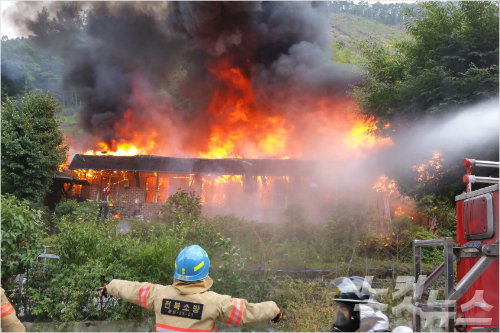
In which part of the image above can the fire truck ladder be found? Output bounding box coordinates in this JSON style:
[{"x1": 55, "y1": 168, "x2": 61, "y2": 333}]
[{"x1": 412, "y1": 159, "x2": 499, "y2": 332}]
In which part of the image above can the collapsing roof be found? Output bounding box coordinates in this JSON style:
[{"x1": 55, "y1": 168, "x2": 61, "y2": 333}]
[{"x1": 68, "y1": 154, "x2": 322, "y2": 177}]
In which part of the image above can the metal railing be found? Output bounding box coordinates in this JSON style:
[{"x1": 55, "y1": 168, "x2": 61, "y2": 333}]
[
  {"x1": 462, "y1": 158, "x2": 499, "y2": 192},
  {"x1": 413, "y1": 237, "x2": 499, "y2": 332},
  {"x1": 412, "y1": 237, "x2": 455, "y2": 332}
]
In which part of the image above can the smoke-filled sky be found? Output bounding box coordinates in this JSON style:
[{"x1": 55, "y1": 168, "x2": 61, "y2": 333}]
[
  {"x1": 2, "y1": 1, "x2": 498, "y2": 187},
  {"x1": 2, "y1": 1, "x2": 370, "y2": 160}
]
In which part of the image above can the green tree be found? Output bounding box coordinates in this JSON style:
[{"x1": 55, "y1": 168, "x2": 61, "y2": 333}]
[
  {"x1": 354, "y1": 1, "x2": 499, "y2": 137},
  {"x1": 1, "y1": 194, "x2": 46, "y2": 285},
  {"x1": 1, "y1": 91, "x2": 68, "y2": 205},
  {"x1": 1, "y1": 36, "x2": 66, "y2": 104},
  {"x1": 352, "y1": 1, "x2": 499, "y2": 203}
]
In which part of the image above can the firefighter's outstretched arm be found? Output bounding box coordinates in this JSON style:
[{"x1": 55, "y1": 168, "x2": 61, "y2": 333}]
[
  {"x1": 217, "y1": 295, "x2": 281, "y2": 326},
  {"x1": 1, "y1": 288, "x2": 26, "y2": 332},
  {"x1": 104, "y1": 279, "x2": 158, "y2": 311}
]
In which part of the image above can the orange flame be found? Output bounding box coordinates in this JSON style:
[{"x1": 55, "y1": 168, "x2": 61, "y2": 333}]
[
  {"x1": 373, "y1": 174, "x2": 396, "y2": 195},
  {"x1": 393, "y1": 206, "x2": 405, "y2": 217},
  {"x1": 412, "y1": 151, "x2": 443, "y2": 181},
  {"x1": 198, "y1": 56, "x2": 290, "y2": 159},
  {"x1": 77, "y1": 56, "x2": 393, "y2": 162}
]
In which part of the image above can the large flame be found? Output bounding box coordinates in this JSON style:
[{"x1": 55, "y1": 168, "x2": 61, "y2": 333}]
[
  {"x1": 81, "y1": 56, "x2": 392, "y2": 162},
  {"x1": 198, "y1": 56, "x2": 290, "y2": 159}
]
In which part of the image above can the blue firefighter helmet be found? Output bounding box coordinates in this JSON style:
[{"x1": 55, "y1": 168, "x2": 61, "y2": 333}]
[{"x1": 174, "y1": 245, "x2": 210, "y2": 281}]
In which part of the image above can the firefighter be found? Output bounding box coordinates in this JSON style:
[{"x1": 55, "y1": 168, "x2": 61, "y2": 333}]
[
  {"x1": 97, "y1": 244, "x2": 283, "y2": 332},
  {"x1": 1, "y1": 287, "x2": 26, "y2": 332},
  {"x1": 330, "y1": 276, "x2": 390, "y2": 332}
]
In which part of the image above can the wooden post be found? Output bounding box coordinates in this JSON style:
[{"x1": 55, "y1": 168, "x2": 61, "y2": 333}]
[
  {"x1": 391, "y1": 261, "x2": 395, "y2": 287},
  {"x1": 155, "y1": 172, "x2": 159, "y2": 203},
  {"x1": 335, "y1": 255, "x2": 338, "y2": 278}
]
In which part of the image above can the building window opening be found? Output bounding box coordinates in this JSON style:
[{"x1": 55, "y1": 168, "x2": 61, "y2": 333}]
[
  {"x1": 201, "y1": 178, "x2": 212, "y2": 205},
  {"x1": 109, "y1": 176, "x2": 120, "y2": 201},
  {"x1": 213, "y1": 177, "x2": 225, "y2": 205},
  {"x1": 272, "y1": 177, "x2": 288, "y2": 208},
  {"x1": 63, "y1": 183, "x2": 83, "y2": 200},
  {"x1": 201, "y1": 175, "x2": 227, "y2": 205},
  {"x1": 145, "y1": 176, "x2": 156, "y2": 203},
  {"x1": 100, "y1": 175, "x2": 120, "y2": 201},
  {"x1": 157, "y1": 176, "x2": 169, "y2": 203}
]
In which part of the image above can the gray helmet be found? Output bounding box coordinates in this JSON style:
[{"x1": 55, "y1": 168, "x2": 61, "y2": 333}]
[{"x1": 330, "y1": 276, "x2": 379, "y2": 304}]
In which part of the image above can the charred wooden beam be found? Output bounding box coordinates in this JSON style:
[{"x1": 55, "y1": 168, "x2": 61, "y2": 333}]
[{"x1": 68, "y1": 154, "x2": 323, "y2": 177}]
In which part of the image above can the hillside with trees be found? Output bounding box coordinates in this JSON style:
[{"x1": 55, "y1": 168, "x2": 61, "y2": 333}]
[
  {"x1": 330, "y1": 12, "x2": 407, "y2": 65},
  {"x1": 328, "y1": 1, "x2": 419, "y2": 25},
  {"x1": 351, "y1": 1, "x2": 499, "y2": 204}
]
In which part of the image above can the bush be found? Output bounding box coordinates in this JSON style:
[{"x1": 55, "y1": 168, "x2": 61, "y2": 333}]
[
  {"x1": 14, "y1": 189, "x2": 445, "y2": 328},
  {"x1": 357, "y1": 215, "x2": 442, "y2": 264},
  {"x1": 419, "y1": 195, "x2": 457, "y2": 239},
  {"x1": 1, "y1": 194, "x2": 46, "y2": 285},
  {"x1": 19, "y1": 192, "x2": 258, "y2": 325},
  {"x1": 54, "y1": 199, "x2": 79, "y2": 217},
  {"x1": 161, "y1": 189, "x2": 202, "y2": 225}
]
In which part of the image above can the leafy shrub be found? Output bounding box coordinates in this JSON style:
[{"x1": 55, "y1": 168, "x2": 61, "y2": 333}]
[
  {"x1": 54, "y1": 199, "x2": 79, "y2": 218},
  {"x1": 161, "y1": 189, "x2": 202, "y2": 224},
  {"x1": 357, "y1": 215, "x2": 442, "y2": 264},
  {"x1": 1, "y1": 194, "x2": 46, "y2": 285},
  {"x1": 419, "y1": 195, "x2": 456, "y2": 239},
  {"x1": 19, "y1": 192, "x2": 256, "y2": 325},
  {"x1": 23, "y1": 218, "x2": 182, "y2": 325},
  {"x1": 1, "y1": 92, "x2": 68, "y2": 205},
  {"x1": 209, "y1": 234, "x2": 248, "y2": 298}
]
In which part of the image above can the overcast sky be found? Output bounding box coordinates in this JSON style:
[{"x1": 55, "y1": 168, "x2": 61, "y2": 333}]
[{"x1": 1, "y1": 1, "x2": 18, "y2": 38}]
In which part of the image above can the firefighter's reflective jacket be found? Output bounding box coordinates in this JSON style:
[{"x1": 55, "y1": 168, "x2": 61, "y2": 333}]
[
  {"x1": 1, "y1": 288, "x2": 26, "y2": 332},
  {"x1": 107, "y1": 276, "x2": 279, "y2": 332}
]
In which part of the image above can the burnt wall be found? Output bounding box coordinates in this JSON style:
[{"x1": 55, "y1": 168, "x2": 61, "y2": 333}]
[{"x1": 71, "y1": 170, "x2": 325, "y2": 222}]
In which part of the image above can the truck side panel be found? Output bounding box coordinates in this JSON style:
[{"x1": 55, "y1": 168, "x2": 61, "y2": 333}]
[{"x1": 455, "y1": 190, "x2": 498, "y2": 331}]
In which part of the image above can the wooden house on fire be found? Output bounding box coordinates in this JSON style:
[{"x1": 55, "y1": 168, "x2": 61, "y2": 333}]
[{"x1": 67, "y1": 154, "x2": 332, "y2": 222}]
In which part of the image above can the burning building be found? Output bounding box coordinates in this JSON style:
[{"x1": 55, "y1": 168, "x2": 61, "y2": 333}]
[
  {"x1": 10, "y1": 2, "x2": 399, "y2": 225},
  {"x1": 67, "y1": 154, "x2": 334, "y2": 221}
]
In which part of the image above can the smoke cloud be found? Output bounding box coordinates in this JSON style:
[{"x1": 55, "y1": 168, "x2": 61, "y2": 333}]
[
  {"x1": 2, "y1": 1, "x2": 361, "y2": 158},
  {"x1": 5, "y1": 1, "x2": 496, "y2": 184},
  {"x1": 3, "y1": 1, "x2": 498, "y2": 221}
]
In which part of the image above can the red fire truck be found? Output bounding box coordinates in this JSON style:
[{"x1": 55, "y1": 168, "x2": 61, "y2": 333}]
[{"x1": 412, "y1": 158, "x2": 499, "y2": 332}]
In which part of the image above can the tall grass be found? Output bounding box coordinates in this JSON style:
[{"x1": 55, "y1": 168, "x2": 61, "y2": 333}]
[{"x1": 278, "y1": 279, "x2": 335, "y2": 332}]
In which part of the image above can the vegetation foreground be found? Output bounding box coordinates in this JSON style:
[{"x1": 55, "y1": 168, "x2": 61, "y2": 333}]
[{"x1": 2, "y1": 190, "x2": 444, "y2": 332}]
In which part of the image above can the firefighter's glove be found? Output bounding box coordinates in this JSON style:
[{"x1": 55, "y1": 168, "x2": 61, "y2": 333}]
[
  {"x1": 272, "y1": 308, "x2": 283, "y2": 323},
  {"x1": 96, "y1": 285, "x2": 108, "y2": 298}
]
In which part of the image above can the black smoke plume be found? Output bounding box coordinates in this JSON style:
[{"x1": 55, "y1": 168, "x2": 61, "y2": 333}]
[{"x1": 4, "y1": 1, "x2": 360, "y2": 156}]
